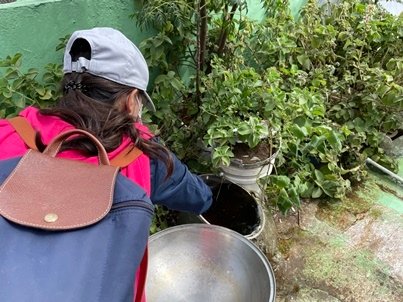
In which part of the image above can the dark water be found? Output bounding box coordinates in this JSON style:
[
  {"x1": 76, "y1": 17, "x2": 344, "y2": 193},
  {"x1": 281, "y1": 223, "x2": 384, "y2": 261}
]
[{"x1": 202, "y1": 182, "x2": 260, "y2": 236}]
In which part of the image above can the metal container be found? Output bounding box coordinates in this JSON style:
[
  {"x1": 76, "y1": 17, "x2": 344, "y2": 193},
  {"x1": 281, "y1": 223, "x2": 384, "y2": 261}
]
[
  {"x1": 220, "y1": 148, "x2": 279, "y2": 186},
  {"x1": 146, "y1": 224, "x2": 276, "y2": 302},
  {"x1": 199, "y1": 174, "x2": 265, "y2": 240}
]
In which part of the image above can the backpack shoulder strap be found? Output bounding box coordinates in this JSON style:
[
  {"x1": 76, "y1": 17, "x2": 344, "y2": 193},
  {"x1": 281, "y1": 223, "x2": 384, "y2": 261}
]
[
  {"x1": 7, "y1": 116, "x2": 142, "y2": 167},
  {"x1": 8, "y1": 116, "x2": 38, "y2": 150},
  {"x1": 109, "y1": 145, "x2": 143, "y2": 167}
]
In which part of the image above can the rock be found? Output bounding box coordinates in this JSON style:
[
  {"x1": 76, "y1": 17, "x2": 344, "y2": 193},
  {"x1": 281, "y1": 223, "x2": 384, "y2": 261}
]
[
  {"x1": 345, "y1": 205, "x2": 403, "y2": 283},
  {"x1": 381, "y1": 134, "x2": 403, "y2": 157}
]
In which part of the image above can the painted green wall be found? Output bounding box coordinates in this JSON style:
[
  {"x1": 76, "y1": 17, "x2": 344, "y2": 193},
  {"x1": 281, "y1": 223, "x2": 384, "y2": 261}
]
[
  {"x1": 0, "y1": 0, "x2": 149, "y2": 70},
  {"x1": 0, "y1": 0, "x2": 307, "y2": 71},
  {"x1": 247, "y1": 0, "x2": 307, "y2": 20}
]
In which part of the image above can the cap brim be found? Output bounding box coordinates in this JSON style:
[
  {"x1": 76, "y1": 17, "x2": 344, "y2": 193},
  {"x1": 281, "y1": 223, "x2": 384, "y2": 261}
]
[{"x1": 142, "y1": 91, "x2": 156, "y2": 112}]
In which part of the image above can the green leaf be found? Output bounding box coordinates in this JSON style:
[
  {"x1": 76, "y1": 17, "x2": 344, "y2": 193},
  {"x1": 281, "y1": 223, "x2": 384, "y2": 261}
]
[
  {"x1": 311, "y1": 105, "x2": 325, "y2": 117},
  {"x1": 270, "y1": 175, "x2": 290, "y2": 188},
  {"x1": 35, "y1": 87, "x2": 46, "y2": 96},
  {"x1": 39, "y1": 89, "x2": 53, "y2": 100},
  {"x1": 13, "y1": 97, "x2": 26, "y2": 108},
  {"x1": 340, "y1": 125, "x2": 351, "y2": 137},
  {"x1": 314, "y1": 169, "x2": 324, "y2": 182},
  {"x1": 212, "y1": 146, "x2": 234, "y2": 167},
  {"x1": 308, "y1": 135, "x2": 325, "y2": 149},
  {"x1": 290, "y1": 125, "x2": 307, "y2": 140},
  {"x1": 321, "y1": 180, "x2": 345, "y2": 198},
  {"x1": 326, "y1": 130, "x2": 342, "y2": 152},
  {"x1": 288, "y1": 187, "x2": 300, "y2": 207},
  {"x1": 237, "y1": 123, "x2": 251, "y2": 136},
  {"x1": 311, "y1": 187, "x2": 322, "y2": 198},
  {"x1": 11, "y1": 53, "x2": 22, "y2": 67},
  {"x1": 2, "y1": 88, "x2": 13, "y2": 99},
  {"x1": 277, "y1": 188, "x2": 293, "y2": 214},
  {"x1": 0, "y1": 77, "x2": 8, "y2": 88},
  {"x1": 297, "y1": 54, "x2": 312, "y2": 70},
  {"x1": 4, "y1": 68, "x2": 18, "y2": 79}
]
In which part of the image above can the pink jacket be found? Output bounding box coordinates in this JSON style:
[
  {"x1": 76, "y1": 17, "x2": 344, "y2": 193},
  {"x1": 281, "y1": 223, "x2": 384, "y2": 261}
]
[{"x1": 0, "y1": 107, "x2": 152, "y2": 195}]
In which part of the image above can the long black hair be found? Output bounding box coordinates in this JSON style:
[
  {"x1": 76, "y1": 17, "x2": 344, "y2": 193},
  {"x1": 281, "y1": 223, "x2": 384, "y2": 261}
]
[{"x1": 37, "y1": 72, "x2": 173, "y2": 176}]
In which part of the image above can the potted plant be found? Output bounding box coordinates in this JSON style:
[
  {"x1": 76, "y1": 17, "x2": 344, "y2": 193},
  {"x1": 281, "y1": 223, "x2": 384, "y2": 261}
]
[
  {"x1": 134, "y1": 1, "x2": 284, "y2": 195},
  {"x1": 199, "y1": 59, "x2": 281, "y2": 191}
]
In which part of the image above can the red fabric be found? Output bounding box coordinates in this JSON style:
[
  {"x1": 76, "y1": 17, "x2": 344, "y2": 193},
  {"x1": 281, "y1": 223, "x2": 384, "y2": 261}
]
[
  {"x1": 134, "y1": 247, "x2": 149, "y2": 302},
  {"x1": 0, "y1": 106, "x2": 151, "y2": 301}
]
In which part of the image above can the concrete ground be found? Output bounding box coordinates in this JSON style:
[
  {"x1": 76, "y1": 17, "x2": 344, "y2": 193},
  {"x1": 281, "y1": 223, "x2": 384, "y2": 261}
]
[{"x1": 256, "y1": 138, "x2": 403, "y2": 302}]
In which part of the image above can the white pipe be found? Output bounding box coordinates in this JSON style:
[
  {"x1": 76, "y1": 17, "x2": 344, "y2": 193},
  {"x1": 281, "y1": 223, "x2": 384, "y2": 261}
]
[{"x1": 365, "y1": 158, "x2": 403, "y2": 185}]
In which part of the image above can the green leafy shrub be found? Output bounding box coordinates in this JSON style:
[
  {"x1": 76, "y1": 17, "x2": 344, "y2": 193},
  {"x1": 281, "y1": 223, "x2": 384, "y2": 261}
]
[
  {"x1": 2, "y1": 0, "x2": 401, "y2": 215},
  {"x1": 135, "y1": 0, "x2": 402, "y2": 213},
  {"x1": 254, "y1": 0, "x2": 402, "y2": 212},
  {"x1": 0, "y1": 53, "x2": 62, "y2": 117}
]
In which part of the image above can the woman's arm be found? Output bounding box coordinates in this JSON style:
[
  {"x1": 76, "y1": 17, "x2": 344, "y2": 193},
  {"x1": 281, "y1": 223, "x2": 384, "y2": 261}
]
[{"x1": 150, "y1": 152, "x2": 212, "y2": 214}]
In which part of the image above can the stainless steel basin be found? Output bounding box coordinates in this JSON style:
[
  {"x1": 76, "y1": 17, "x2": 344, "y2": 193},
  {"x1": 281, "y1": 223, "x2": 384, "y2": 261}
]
[{"x1": 145, "y1": 224, "x2": 276, "y2": 302}]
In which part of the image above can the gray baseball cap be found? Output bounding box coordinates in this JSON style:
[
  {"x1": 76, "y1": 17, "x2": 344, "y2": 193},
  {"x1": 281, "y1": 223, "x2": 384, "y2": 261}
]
[{"x1": 63, "y1": 27, "x2": 155, "y2": 111}]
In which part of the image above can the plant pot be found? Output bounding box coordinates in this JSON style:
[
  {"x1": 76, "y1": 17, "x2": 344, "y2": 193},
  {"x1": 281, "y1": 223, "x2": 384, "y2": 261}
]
[
  {"x1": 179, "y1": 174, "x2": 265, "y2": 240},
  {"x1": 220, "y1": 147, "x2": 279, "y2": 194}
]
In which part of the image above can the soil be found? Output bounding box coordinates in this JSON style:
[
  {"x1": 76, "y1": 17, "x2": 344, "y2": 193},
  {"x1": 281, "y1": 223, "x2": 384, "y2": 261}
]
[
  {"x1": 232, "y1": 140, "x2": 276, "y2": 164},
  {"x1": 202, "y1": 182, "x2": 260, "y2": 236}
]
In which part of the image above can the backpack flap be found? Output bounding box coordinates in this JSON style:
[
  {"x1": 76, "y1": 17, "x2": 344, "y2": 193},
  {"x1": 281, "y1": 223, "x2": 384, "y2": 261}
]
[{"x1": 0, "y1": 129, "x2": 119, "y2": 230}]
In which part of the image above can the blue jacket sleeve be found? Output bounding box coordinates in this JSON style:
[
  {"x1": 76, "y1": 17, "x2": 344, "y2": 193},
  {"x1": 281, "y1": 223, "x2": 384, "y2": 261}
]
[{"x1": 150, "y1": 152, "x2": 213, "y2": 214}]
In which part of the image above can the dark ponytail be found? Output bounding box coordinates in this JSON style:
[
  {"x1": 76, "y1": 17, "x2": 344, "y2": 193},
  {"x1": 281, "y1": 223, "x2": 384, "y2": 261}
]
[{"x1": 38, "y1": 72, "x2": 173, "y2": 176}]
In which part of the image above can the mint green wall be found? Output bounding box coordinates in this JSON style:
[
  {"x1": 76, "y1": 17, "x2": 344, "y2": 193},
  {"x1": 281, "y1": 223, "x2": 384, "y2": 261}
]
[
  {"x1": 247, "y1": 0, "x2": 307, "y2": 20},
  {"x1": 0, "y1": 0, "x2": 307, "y2": 71},
  {"x1": 0, "y1": 0, "x2": 148, "y2": 70},
  {"x1": 290, "y1": 0, "x2": 308, "y2": 17}
]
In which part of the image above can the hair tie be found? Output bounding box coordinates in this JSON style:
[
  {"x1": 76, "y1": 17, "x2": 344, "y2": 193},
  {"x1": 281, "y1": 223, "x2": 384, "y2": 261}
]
[{"x1": 64, "y1": 81, "x2": 87, "y2": 92}]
